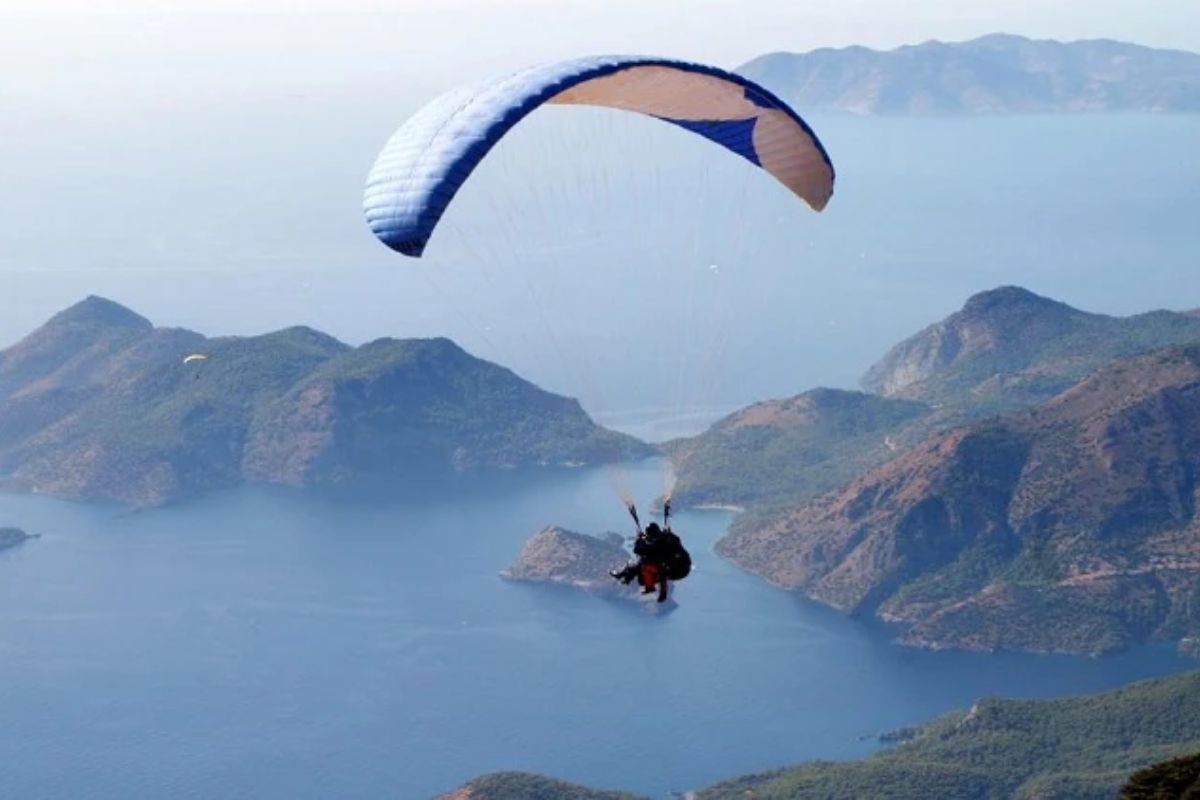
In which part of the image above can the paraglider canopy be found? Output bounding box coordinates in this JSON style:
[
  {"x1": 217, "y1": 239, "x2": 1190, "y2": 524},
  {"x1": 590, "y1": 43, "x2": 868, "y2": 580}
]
[
  {"x1": 182, "y1": 353, "x2": 209, "y2": 364},
  {"x1": 363, "y1": 55, "x2": 835, "y2": 257}
]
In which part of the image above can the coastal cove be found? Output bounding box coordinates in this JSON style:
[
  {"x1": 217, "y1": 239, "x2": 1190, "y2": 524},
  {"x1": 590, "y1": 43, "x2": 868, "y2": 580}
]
[{"x1": 0, "y1": 460, "x2": 1192, "y2": 798}]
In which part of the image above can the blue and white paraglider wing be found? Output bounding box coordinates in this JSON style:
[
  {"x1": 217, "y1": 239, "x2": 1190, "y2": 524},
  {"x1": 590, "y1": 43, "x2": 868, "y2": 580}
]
[{"x1": 363, "y1": 56, "x2": 835, "y2": 258}]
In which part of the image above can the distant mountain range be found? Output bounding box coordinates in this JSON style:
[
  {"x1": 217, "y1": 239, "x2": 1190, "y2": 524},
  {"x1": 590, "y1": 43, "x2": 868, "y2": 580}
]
[
  {"x1": 737, "y1": 34, "x2": 1200, "y2": 114},
  {"x1": 669, "y1": 286, "x2": 1200, "y2": 657},
  {"x1": 443, "y1": 670, "x2": 1200, "y2": 800},
  {"x1": 0, "y1": 297, "x2": 649, "y2": 507}
]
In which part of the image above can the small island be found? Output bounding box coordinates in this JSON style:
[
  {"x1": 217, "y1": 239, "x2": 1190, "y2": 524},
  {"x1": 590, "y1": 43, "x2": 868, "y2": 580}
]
[
  {"x1": 0, "y1": 526, "x2": 34, "y2": 552},
  {"x1": 502, "y1": 526, "x2": 677, "y2": 612},
  {"x1": 437, "y1": 771, "x2": 645, "y2": 800}
]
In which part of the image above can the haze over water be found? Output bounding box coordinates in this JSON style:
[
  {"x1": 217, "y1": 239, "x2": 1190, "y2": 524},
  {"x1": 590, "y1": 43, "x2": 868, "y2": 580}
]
[
  {"x1": 4, "y1": 113, "x2": 1198, "y2": 421},
  {"x1": 0, "y1": 461, "x2": 1191, "y2": 799}
]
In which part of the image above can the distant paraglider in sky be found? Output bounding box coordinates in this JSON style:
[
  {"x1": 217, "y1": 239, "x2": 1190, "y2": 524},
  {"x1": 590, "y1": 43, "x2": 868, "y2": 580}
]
[
  {"x1": 363, "y1": 55, "x2": 835, "y2": 258},
  {"x1": 182, "y1": 353, "x2": 209, "y2": 365}
]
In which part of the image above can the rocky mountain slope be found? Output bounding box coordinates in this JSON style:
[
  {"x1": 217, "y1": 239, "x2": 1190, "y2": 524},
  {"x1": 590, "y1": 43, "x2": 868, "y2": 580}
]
[
  {"x1": 669, "y1": 287, "x2": 1200, "y2": 513},
  {"x1": 738, "y1": 34, "x2": 1200, "y2": 114},
  {"x1": 862, "y1": 286, "x2": 1200, "y2": 414},
  {"x1": 721, "y1": 345, "x2": 1200, "y2": 655},
  {"x1": 666, "y1": 388, "x2": 928, "y2": 510},
  {"x1": 0, "y1": 297, "x2": 650, "y2": 507}
]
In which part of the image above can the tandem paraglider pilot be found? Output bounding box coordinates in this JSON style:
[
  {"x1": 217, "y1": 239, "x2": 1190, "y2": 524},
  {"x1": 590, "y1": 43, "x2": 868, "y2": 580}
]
[{"x1": 610, "y1": 501, "x2": 691, "y2": 602}]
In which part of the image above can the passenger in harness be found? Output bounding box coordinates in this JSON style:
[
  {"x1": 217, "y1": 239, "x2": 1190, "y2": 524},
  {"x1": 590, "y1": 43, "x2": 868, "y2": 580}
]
[{"x1": 609, "y1": 501, "x2": 692, "y2": 602}]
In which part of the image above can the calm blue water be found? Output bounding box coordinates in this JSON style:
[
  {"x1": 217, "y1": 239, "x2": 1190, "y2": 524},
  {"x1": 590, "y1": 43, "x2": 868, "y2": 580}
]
[{"x1": 0, "y1": 461, "x2": 1192, "y2": 799}]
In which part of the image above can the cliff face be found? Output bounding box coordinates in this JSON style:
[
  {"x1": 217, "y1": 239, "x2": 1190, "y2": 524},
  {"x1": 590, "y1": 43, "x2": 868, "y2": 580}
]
[
  {"x1": 721, "y1": 346, "x2": 1200, "y2": 655},
  {"x1": 0, "y1": 298, "x2": 651, "y2": 507}
]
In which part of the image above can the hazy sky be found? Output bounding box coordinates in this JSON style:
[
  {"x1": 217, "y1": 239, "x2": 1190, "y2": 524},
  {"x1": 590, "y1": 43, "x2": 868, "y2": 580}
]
[
  {"x1": 4, "y1": 0, "x2": 1199, "y2": 113},
  {"x1": 3, "y1": 1, "x2": 1199, "y2": 414}
]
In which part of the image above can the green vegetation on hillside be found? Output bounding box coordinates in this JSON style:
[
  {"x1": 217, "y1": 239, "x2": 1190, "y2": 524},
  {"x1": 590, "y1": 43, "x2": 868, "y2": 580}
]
[
  {"x1": 438, "y1": 772, "x2": 645, "y2": 800},
  {"x1": 1121, "y1": 751, "x2": 1200, "y2": 799},
  {"x1": 717, "y1": 345, "x2": 1200, "y2": 656},
  {"x1": 668, "y1": 288, "x2": 1200, "y2": 657},
  {"x1": 671, "y1": 288, "x2": 1200, "y2": 520},
  {"x1": 862, "y1": 287, "x2": 1200, "y2": 415},
  {"x1": 448, "y1": 672, "x2": 1200, "y2": 800},
  {"x1": 698, "y1": 671, "x2": 1200, "y2": 800},
  {"x1": 666, "y1": 388, "x2": 928, "y2": 509},
  {"x1": 0, "y1": 298, "x2": 650, "y2": 506}
]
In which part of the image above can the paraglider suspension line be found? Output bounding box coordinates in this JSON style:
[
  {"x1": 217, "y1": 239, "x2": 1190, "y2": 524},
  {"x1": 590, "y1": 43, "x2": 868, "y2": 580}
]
[{"x1": 627, "y1": 502, "x2": 642, "y2": 534}]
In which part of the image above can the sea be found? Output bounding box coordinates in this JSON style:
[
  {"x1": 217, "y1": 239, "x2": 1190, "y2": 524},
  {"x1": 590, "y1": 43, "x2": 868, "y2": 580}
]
[
  {"x1": 3, "y1": 72, "x2": 1199, "y2": 799},
  {"x1": 0, "y1": 460, "x2": 1191, "y2": 798}
]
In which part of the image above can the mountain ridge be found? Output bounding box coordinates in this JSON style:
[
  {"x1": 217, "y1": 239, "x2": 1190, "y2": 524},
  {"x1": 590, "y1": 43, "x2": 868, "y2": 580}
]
[
  {"x1": 737, "y1": 34, "x2": 1200, "y2": 114},
  {"x1": 721, "y1": 344, "x2": 1200, "y2": 656},
  {"x1": 669, "y1": 286, "x2": 1200, "y2": 513},
  {"x1": 861, "y1": 285, "x2": 1200, "y2": 414},
  {"x1": 0, "y1": 298, "x2": 651, "y2": 507},
  {"x1": 667, "y1": 286, "x2": 1200, "y2": 656}
]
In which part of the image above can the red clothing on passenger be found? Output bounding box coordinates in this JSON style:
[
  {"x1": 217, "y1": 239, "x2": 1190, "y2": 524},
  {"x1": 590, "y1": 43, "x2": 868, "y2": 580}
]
[{"x1": 639, "y1": 561, "x2": 669, "y2": 601}]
